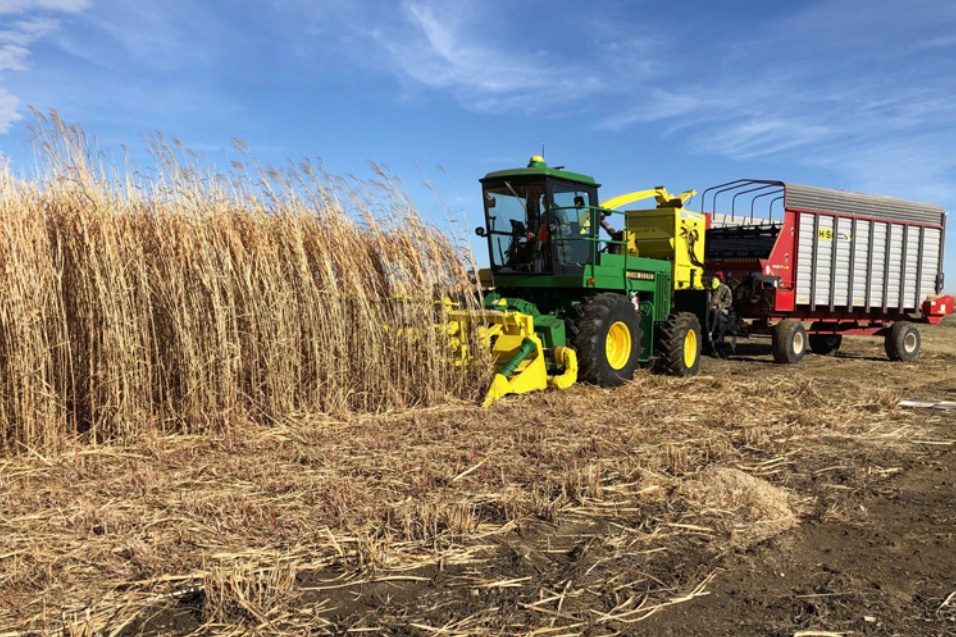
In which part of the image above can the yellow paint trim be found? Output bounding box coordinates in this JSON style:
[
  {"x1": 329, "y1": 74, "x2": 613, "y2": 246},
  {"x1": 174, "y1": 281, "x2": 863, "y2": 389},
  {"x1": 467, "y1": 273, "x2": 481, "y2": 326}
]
[
  {"x1": 600, "y1": 187, "x2": 697, "y2": 210},
  {"x1": 547, "y1": 346, "x2": 578, "y2": 390}
]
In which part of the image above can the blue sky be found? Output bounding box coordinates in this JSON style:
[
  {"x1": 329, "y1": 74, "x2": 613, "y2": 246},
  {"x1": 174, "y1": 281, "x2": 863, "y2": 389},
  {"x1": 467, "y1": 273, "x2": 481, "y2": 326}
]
[{"x1": 1, "y1": 0, "x2": 956, "y2": 291}]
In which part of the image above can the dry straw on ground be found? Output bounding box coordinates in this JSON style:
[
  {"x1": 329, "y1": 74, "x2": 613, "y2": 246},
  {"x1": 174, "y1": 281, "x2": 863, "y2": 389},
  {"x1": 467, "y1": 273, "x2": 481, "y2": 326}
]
[
  {"x1": 680, "y1": 465, "x2": 798, "y2": 548},
  {"x1": 1, "y1": 366, "x2": 934, "y2": 635},
  {"x1": 0, "y1": 111, "x2": 485, "y2": 457}
]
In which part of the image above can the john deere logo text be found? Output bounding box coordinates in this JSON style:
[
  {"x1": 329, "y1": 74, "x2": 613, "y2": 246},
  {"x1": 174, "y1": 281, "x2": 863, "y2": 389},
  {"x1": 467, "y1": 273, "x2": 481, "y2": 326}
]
[{"x1": 626, "y1": 271, "x2": 656, "y2": 280}]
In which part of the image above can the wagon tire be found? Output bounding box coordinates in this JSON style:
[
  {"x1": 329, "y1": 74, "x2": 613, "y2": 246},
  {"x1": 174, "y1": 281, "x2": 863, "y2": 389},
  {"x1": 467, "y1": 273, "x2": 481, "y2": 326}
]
[
  {"x1": 772, "y1": 319, "x2": 807, "y2": 364},
  {"x1": 808, "y1": 323, "x2": 842, "y2": 356},
  {"x1": 885, "y1": 321, "x2": 920, "y2": 362}
]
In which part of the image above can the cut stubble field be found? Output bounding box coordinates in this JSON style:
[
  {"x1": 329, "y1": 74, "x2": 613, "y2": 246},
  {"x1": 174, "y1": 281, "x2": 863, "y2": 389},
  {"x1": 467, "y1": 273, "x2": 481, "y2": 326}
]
[{"x1": 3, "y1": 320, "x2": 955, "y2": 636}]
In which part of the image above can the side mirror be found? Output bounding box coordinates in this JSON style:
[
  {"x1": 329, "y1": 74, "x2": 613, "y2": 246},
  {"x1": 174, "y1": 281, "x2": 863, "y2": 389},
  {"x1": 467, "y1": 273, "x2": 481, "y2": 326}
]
[{"x1": 475, "y1": 227, "x2": 487, "y2": 237}]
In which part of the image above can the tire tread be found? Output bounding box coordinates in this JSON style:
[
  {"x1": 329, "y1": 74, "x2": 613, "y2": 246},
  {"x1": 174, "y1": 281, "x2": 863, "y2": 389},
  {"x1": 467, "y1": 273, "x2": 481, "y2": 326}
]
[{"x1": 656, "y1": 312, "x2": 702, "y2": 377}]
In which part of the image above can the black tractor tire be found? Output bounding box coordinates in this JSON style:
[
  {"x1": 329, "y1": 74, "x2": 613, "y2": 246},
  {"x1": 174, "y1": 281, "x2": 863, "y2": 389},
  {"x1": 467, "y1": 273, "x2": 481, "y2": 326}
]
[
  {"x1": 808, "y1": 323, "x2": 842, "y2": 356},
  {"x1": 772, "y1": 319, "x2": 807, "y2": 364},
  {"x1": 656, "y1": 312, "x2": 703, "y2": 377},
  {"x1": 571, "y1": 293, "x2": 642, "y2": 386},
  {"x1": 885, "y1": 321, "x2": 920, "y2": 362}
]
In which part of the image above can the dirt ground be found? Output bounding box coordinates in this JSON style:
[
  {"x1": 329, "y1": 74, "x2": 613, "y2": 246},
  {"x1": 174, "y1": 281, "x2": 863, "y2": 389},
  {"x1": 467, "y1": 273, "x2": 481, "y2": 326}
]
[
  {"x1": 3, "y1": 319, "x2": 956, "y2": 636},
  {"x1": 635, "y1": 330, "x2": 956, "y2": 637}
]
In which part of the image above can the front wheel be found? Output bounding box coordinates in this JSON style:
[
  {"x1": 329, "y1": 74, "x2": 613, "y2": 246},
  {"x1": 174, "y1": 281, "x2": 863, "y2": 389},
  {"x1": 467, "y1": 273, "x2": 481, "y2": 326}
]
[
  {"x1": 885, "y1": 321, "x2": 920, "y2": 362},
  {"x1": 772, "y1": 319, "x2": 807, "y2": 364},
  {"x1": 656, "y1": 312, "x2": 702, "y2": 377},
  {"x1": 572, "y1": 294, "x2": 642, "y2": 386}
]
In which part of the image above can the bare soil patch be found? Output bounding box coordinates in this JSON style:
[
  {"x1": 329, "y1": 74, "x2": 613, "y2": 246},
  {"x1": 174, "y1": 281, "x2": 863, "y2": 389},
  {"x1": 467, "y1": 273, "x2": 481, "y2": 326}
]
[{"x1": 2, "y1": 319, "x2": 956, "y2": 636}]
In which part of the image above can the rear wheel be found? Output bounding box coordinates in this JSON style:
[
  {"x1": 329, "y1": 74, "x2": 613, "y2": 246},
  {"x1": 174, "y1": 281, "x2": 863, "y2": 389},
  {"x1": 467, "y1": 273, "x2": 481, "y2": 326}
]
[
  {"x1": 885, "y1": 321, "x2": 920, "y2": 362},
  {"x1": 572, "y1": 294, "x2": 642, "y2": 386},
  {"x1": 809, "y1": 323, "x2": 842, "y2": 356},
  {"x1": 772, "y1": 319, "x2": 807, "y2": 364},
  {"x1": 656, "y1": 312, "x2": 702, "y2": 377}
]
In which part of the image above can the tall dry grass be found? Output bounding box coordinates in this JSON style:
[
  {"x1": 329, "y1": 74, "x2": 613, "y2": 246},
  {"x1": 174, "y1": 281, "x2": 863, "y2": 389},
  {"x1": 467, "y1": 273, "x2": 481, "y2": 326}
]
[{"x1": 0, "y1": 111, "x2": 483, "y2": 456}]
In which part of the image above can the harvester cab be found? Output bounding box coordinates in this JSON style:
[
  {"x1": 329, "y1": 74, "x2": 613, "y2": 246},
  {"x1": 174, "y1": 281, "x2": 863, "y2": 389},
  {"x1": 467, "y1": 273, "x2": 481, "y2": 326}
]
[
  {"x1": 466, "y1": 156, "x2": 713, "y2": 406},
  {"x1": 478, "y1": 155, "x2": 605, "y2": 275}
]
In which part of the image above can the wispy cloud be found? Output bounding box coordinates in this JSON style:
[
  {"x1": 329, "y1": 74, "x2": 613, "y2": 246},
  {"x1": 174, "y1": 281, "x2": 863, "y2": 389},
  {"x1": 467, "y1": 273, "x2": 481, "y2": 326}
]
[
  {"x1": 0, "y1": 17, "x2": 57, "y2": 71},
  {"x1": 273, "y1": 0, "x2": 658, "y2": 114},
  {"x1": 282, "y1": 0, "x2": 956, "y2": 197},
  {"x1": 375, "y1": 0, "x2": 602, "y2": 112},
  {"x1": 0, "y1": 88, "x2": 19, "y2": 133},
  {"x1": 0, "y1": 44, "x2": 29, "y2": 71},
  {"x1": 75, "y1": 3, "x2": 224, "y2": 72},
  {"x1": 0, "y1": 0, "x2": 91, "y2": 132},
  {"x1": 0, "y1": 0, "x2": 89, "y2": 14},
  {"x1": 809, "y1": 132, "x2": 956, "y2": 204},
  {"x1": 4, "y1": 0, "x2": 953, "y2": 206},
  {"x1": 589, "y1": 0, "x2": 956, "y2": 199}
]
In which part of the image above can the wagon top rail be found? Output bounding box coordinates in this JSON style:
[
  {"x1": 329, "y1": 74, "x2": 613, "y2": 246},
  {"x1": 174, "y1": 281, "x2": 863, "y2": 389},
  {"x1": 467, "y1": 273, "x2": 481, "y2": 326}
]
[{"x1": 700, "y1": 179, "x2": 946, "y2": 227}]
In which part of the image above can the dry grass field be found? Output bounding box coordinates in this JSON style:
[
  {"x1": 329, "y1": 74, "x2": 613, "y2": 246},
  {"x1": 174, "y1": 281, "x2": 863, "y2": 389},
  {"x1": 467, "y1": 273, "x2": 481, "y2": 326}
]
[
  {"x1": 0, "y1": 112, "x2": 485, "y2": 458},
  {"x1": 1, "y1": 116, "x2": 955, "y2": 635},
  {"x1": 3, "y1": 322, "x2": 955, "y2": 636}
]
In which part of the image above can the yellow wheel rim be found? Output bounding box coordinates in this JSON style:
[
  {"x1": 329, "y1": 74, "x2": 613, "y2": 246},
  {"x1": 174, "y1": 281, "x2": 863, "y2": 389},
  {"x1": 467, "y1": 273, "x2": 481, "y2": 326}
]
[
  {"x1": 606, "y1": 321, "x2": 632, "y2": 370},
  {"x1": 683, "y1": 329, "x2": 698, "y2": 369}
]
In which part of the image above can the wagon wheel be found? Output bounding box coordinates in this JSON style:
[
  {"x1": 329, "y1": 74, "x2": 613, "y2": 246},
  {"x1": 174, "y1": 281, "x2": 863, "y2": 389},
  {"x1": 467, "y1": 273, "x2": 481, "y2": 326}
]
[
  {"x1": 772, "y1": 319, "x2": 807, "y2": 364},
  {"x1": 885, "y1": 321, "x2": 920, "y2": 362},
  {"x1": 808, "y1": 322, "x2": 842, "y2": 356}
]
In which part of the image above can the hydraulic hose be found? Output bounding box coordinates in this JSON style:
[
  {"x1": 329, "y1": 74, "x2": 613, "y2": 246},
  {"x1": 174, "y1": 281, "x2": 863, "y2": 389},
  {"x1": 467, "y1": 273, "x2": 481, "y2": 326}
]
[{"x1": 500, "y1": 338, "x2": 536, "y2": 378}]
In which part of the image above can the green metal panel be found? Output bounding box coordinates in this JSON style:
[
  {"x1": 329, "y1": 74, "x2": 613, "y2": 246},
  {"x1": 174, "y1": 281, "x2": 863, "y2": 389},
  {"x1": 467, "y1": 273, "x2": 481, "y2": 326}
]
[
  {"x1": 533, "y1": 314, "x2": 566, "y2": 349},
  {"x1": 490, "y1": 274, "x2": 587, "y2": 289},
  {"x1": 638, "y1": 310, "x2": 655, "y2": 362},
  {"x1": 655, "y1": 272, "x2": 672, "y2": 319}
]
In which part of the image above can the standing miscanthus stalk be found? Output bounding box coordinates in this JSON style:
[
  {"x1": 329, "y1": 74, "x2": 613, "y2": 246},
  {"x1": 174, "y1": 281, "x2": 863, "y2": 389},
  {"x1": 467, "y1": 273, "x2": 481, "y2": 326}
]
[{"x1": 0, "y1": 111, "x2": 486, "y2": 456}]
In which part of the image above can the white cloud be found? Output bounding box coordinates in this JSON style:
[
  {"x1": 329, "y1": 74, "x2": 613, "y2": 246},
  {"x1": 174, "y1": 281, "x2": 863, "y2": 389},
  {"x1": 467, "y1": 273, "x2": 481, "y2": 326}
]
[
  {"x1": 0, "y1": 17, "x2": 58, "y2": 44},
  {"x1": 919, "y1": 35, "x2": 956, "y2": 49},
  {"x1": 0, "y1": 0, "x2": 89, "y2": 14},
  {"x1": 0, "y1": 0, "x2": 92, "y2": 133},
  {"x1": 0, "y1": 17, "x2": 59, "y2": 71},
  {"x1": 598, "y1": 89, "x2": 725, "y2": 131},
  {"x1": 372, "y1": 0, "x2": 602, "y2": 113},
  {"x1": 810, "y1": 133, "x2": 956, "y2": 204},
  {"x1": 0, "y1": 89, "x2": 22, "y2": 133},
  {"x1": 275, "y1": 0, "x2": 653, "y2": 114},
  {"x1": 699, "y1": 118, "x2": 832, "y2": 160},
  {"x1": 590, "y1": 0, "x2": 956, "y2": 182},
  {"x1": 0, "y1": 44, "x2": 29, "y2": 70}
]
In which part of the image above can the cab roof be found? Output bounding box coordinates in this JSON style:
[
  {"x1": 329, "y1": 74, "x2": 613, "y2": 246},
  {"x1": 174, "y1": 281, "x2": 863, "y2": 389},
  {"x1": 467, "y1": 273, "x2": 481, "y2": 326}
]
[{"x1": 480, "y1": 156, "x2": 599, "y2": 187}]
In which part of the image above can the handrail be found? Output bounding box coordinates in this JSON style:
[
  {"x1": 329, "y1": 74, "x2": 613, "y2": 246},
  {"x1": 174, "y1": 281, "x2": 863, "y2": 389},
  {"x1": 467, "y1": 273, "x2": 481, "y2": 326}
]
[
  {"x1": 699, "y1": 179, "x2": 786, "y2": 222},
  {"x1": 550, "y1": 206, "x2": 630, "y2": 283},
  {"x1": 730, "y1": 184, "x2": 777, "y2": 223}
]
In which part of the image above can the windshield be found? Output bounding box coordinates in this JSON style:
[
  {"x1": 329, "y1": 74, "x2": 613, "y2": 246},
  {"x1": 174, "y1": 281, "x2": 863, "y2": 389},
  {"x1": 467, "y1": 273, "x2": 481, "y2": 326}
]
[
  {"x1": 483, "y1": 181, "x2": 546, "y2": 272},
  {"x1": 481, "y1": 178, "x2": 601, "y2": 273}
]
